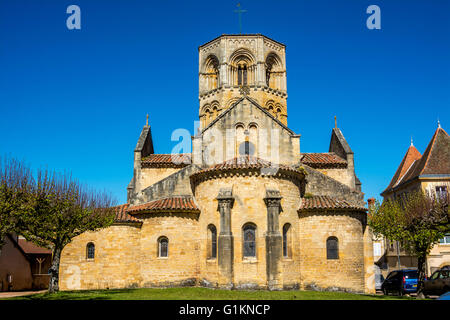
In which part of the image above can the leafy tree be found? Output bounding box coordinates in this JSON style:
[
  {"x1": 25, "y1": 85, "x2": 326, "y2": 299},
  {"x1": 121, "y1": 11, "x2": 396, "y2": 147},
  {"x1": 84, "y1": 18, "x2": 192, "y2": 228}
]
[
  {"x1": 15, "y1": 169, "x2": 117, "y2": 292},
  {"x1": 369, "y1": 189, "x2": 449, "y2": 295},
  {"x1": 0, "y1": 157, "x2": 33, "y2": 253}
]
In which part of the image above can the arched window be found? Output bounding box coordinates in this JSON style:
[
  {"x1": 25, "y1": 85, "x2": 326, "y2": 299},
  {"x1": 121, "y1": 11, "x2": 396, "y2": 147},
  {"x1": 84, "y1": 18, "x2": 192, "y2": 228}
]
[
  {"x1": 243, "y1": 224, "x2": 256, "y2": 258},
  {"x1": 239, "y1": 141, "x2": 255, "y2": 156},
  {"x1": 208, "y1": 224, "x2": 217, "y2": 259},
  {"x1": 86, "y1": 242, "x2": 95, "y2": 259},
  {"x1": 283, "y1": 224, "x2": 292, "y2": 258},
  {"x1": 248, "y1": 124, "x2": 258, "y2": 156},
  {"x1": 238, "y1": 64, "x2": 248, "y2": 86},
  {"x1": 158, "y1": 237, "x2": 169, "y2": 258},
  {"x1": 276, "y1": 108, "x2": 281, "y2": 120},
  {"x1": 326, "y1": 237, "x2": 339, "y2": 260},
  {"x1": 265, "y1": 53, "x2": 283, "y2": 90},
  {"x1": 204, "y1": 55, "x2": 220, "y2": 91}
]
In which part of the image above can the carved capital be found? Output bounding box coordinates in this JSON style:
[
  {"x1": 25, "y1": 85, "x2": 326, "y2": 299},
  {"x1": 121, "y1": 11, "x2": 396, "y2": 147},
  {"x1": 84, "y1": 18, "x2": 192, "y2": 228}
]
[
  {"x1": 218, "y1": 198, "x2": 234, "y2": 210},
  {"x1": 216, "y1": 187, "x2": 234, "y2": 210},
  {"x1": 264, "y1": 189, "x2": 282, "y2": 208},
  {"x1": 264, "y1": 197, "x2": 282, "y2": 208}
]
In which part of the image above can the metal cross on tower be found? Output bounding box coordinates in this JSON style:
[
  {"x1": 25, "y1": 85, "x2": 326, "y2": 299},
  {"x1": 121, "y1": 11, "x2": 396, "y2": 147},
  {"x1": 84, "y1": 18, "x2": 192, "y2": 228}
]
[{"x1": 234, "y1": 3, "x2": 247, "y2": 34}]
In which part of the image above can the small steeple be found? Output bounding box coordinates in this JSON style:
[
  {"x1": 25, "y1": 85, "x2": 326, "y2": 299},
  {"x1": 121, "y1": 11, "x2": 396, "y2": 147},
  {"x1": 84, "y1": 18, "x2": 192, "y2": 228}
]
[
  {"x1": 146, "y1": 114, "x2": 149, "y2": 126},
  {"x1": 334, "y1": 116, "x2": 337, "y2": 129},
  {"x1": 438, "y1": 118, "x2": 441, "y2": 129},
  {"x1": 410, "y1": 136, "x2": 414, "y2": 147}
]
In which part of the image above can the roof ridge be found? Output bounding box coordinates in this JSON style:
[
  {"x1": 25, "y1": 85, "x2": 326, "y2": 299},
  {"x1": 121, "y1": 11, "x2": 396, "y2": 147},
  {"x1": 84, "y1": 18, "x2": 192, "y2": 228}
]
[{"x1": 420, "y1": 127, "x2": 444, "y2": 175}]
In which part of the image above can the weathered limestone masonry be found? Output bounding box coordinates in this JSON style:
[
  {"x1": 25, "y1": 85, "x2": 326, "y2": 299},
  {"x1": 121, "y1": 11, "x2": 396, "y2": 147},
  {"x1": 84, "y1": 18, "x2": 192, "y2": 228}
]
[
  {"x1": 264, "y1": 189, "x2": 283, "y2": 290},
  {"x1": 216, "y1": 188, "x2": 234, "y2": 289},
  {"x1": 59, "y1": 34, "x2": 375, "y2": 294}
]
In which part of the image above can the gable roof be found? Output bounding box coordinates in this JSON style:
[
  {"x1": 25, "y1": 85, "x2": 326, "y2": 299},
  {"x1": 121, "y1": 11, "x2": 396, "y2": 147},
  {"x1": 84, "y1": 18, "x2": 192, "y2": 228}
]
[
  {"x1": 200, "y1": 96, "x2": 296, "y2": 136},
  {"x1": 382, "y1": 127, "x2": 450, "y2": 195},
  {"x1": 127, "y1": 196, "x2": 199, "y2": 214},
  {"x1": 17, "y1": 238, "x2": 51, "y2": 255},
  {"x1": 382, "y1": 144, "x2": 422, "y2": 194},
  {"x1": 141, "y1": 154, "x2": 191, "y2": 168},
  {"x1": 298, "y1": 195, "x2": 367, "y2": 212},
  {"x1": 300, "y1": 152, "x2": 347, "y2": 169},
  {"x1": 114, "y1": 204, "x2": 142, "y2": 224}
]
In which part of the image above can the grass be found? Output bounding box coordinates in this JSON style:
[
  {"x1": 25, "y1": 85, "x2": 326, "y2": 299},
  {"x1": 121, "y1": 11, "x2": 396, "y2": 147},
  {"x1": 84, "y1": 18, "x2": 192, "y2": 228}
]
[{"x1": 2, "y1": 287, "x2": 417, "y2": 300}]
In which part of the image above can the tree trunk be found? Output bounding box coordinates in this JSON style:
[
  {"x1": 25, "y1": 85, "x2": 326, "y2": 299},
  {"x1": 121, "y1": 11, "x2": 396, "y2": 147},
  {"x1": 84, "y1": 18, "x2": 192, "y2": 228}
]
[
  {"x1": 417, "y1": 254, "x2": 427, "y2": 295},
  {"x1": 48, "y1": 246, "x2": 62, "y2": 293}
]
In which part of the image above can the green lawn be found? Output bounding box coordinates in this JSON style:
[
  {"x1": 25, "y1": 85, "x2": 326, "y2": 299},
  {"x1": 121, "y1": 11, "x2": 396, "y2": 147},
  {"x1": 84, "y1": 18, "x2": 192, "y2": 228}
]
[{"x1": 3, "y1": 287, "x2": 416, "y2": 300}]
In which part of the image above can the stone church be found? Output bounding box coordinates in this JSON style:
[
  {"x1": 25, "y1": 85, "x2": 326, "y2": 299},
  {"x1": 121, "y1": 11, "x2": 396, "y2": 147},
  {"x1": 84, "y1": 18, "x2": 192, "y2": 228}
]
[{"x1": 60, "y1": 34, "x2": 375, "y2": 293}]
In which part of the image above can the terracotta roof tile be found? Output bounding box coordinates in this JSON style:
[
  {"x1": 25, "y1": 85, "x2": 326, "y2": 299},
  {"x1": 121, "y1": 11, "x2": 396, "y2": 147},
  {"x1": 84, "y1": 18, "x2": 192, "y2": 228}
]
[
  {"x1": 298, "y1": 195, "x2": 366, "y2": 212},
  {"x1": 141, "y1": 154, "x2": 191, "y2": 168},
  {"x1": 127, "y1": 197, "x2": 199, "y2": 213},
  {"x1": 300, "y1": 153, "x2": 347, "y2": 168},
  {"x1": 382, "y1": 145, "x2": 422, "y2": 194},
  {"x1": 201, "y1": 156, "x2": 298, "y2": 173},
  {"x1": 383, "y1": 127, "x2": 450, "y2": 194},
  {"x1": 113, "y1": 204, "x2": 142, "y2": 223}
]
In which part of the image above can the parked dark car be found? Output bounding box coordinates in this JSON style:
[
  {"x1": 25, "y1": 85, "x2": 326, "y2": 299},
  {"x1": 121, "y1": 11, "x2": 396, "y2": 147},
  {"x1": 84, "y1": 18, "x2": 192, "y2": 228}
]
[
  {"x1": 422, "y1": 269, "x2": 450, "y2": 297},
  {"x1": 381, "y1": 269, "x2": 418, "y2": 295}
]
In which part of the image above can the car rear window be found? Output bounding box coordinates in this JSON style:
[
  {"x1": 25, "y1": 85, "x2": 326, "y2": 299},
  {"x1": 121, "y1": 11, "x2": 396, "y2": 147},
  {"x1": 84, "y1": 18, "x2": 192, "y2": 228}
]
[{"x1": 404, "y1": 271, "x2": 418, "y2": 279}]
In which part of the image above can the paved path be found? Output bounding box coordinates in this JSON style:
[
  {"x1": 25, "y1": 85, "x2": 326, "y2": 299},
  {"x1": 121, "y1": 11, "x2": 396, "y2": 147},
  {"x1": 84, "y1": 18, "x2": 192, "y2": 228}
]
[{"x1": 0, "y1": 290, "x2": 46, "y2": 298}]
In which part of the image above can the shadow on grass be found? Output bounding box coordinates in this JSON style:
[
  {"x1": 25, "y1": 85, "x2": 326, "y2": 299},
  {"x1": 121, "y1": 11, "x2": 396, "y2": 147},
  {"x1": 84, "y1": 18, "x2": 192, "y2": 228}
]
[
  {"x1": 10, "y1": 289, "x2": 137, "y2": 300},
  {"x1": 7, "y1": 287, "x2": 422, "y2": 301}
]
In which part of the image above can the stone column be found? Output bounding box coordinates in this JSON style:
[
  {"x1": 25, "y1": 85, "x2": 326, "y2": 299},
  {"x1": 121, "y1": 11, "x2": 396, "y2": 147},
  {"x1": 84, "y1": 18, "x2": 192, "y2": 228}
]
[
  {"x1": 217, "y1": 188, "x2": 234, "y2": 289},
  {"x1": 264, "y1": 189, "x2": 283, "y2": 290}
]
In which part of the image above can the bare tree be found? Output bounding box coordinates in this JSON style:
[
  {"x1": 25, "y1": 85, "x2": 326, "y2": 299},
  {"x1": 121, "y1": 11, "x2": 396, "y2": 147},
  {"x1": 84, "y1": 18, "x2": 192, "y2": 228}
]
[
  {"x1": 369, "y1": 189, "x2": 449, "y2": 295},
  {"x1": 0, "y1": 157, "x2": 33, "y2": 253},
  {"x1": 16, "y1": 169, "x2": 117, "y2": 292}
]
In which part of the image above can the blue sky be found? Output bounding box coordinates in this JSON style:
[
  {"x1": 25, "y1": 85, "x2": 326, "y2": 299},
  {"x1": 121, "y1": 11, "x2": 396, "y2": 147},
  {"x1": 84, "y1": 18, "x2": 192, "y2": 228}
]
[{"x1": 0, "y1": 0, "x2": 449, "y2": 204}]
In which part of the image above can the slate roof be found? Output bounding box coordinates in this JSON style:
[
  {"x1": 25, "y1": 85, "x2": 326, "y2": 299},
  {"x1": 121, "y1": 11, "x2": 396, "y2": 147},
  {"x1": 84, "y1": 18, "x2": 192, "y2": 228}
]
[
  {"x1": 298, "y1": 195, "x2": 367, "y2": 212},
  {"x1": 114, "y1": 204, "x2": 142, "y2": 223},
  {"x1": 127, "y1": 197, "x2": 199, "y2": 213},
  {"x1": 382, "y1": 127, "x2": 450, "y2": 195},
  {"x1": 141, "y1": 154, "x2": 191, "y2": 168},
  {"x1": 300, "y1": 152, "x2": 347, "y2": 168}
]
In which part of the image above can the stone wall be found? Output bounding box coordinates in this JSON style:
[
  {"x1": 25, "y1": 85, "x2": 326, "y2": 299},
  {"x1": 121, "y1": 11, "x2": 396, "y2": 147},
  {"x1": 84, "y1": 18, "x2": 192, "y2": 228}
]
[
  {"x1": 59, "y1": 224, "x2": 142, "y2": 290},
  {"x1": 303, "y1": 165, "x2": 364, "y2": 206},
  {"x1": 194, "y1": 174, "x2": 302, "y2": 289},
  {"x1": 140, "y1": 167, "x2": 182, "y2": 191},
  {"x1": 198, "y1": 98, "x2": 300, "y2": 167},
  {"x1": 298, "y1": 211, "x2": 366, "y2": 293},
  {"x1": 136, "y1": 212, "x2": 200, "y2": 287},
  {"x1": 139, "y1": 165, "x2": 201, "y2": 204},
  {"x1": 315, "y1": 168, "x2": 353, "y2": 189}
]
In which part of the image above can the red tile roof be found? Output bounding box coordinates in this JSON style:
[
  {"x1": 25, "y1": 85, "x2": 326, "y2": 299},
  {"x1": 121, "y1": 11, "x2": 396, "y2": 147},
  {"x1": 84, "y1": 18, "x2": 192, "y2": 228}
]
[
  {"x1": 299, "y1": 195, "x2": 366, "y2": 212},
  {"x1": 300, "y1": 153, "x2": 347, "y2": 168},
  {"x1": 127, "y1": 197, "x2": 199, "y2": 214},
  {"x1": 383, "y1": 127, "x2": 450, "y2": 194},
  {"x1": 382, "y1": 145, "x2": 422, "y2": 194},
  {"x1": 200, "y1": 156, "x2": 299, "y2": 173},
  {"x1": 141, "y1": 154, "x2": 191, "y2": 168},
  {"x1": 113, "y1": 204, "x2": 142, "y2": 223},
  {"x1": 17, "y1": 238, "x2": 52, "y2": 254}
]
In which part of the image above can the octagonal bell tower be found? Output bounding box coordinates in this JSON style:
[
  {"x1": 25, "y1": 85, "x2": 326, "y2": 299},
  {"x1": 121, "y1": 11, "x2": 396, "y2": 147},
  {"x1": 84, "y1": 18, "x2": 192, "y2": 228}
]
[{"x1": 198, "y1": 34, "x2": 288, "y2": 129}]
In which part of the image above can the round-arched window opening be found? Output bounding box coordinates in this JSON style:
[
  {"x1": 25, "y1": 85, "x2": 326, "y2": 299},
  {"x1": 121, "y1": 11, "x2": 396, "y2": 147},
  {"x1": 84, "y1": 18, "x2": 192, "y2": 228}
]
[
  {"x1": 239, "y1": 141, "x2": 255, "y2": 156},
  {"x1": 86, "y1": 242, "x2": 95, "y2": 260}
]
